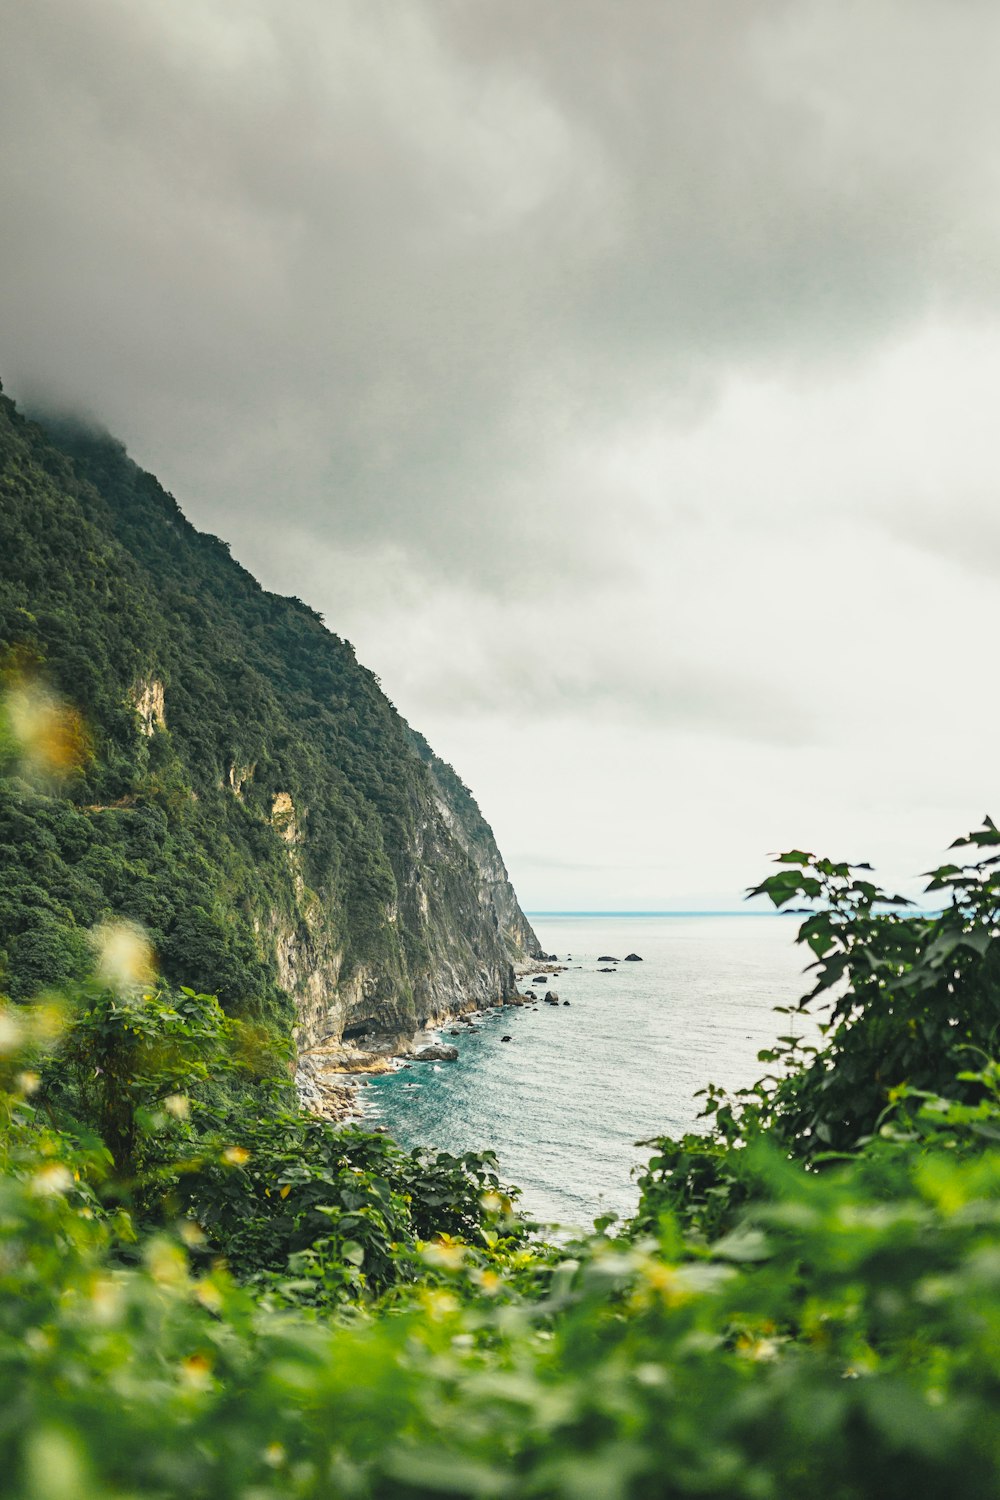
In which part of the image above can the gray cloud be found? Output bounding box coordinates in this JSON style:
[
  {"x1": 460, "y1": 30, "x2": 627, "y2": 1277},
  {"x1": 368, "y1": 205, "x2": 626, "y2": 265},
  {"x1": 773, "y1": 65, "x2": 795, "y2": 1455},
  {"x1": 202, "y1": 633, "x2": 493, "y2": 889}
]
[
  {"x1": 4, "y1": 0, "x2": 1000, "y2": 584},
  {"x1": 4, "y1": 2, "x2": 1000, "y2": 903}
]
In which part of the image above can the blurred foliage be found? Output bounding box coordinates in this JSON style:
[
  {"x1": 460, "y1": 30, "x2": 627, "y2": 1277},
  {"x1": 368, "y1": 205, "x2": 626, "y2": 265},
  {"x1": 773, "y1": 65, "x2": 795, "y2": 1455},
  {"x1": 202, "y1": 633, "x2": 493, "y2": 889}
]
[
  {"x1": 0, "y1": 831, "x2": 1000, "y2": 1494},
  {"x1": 633, "y1": 819, "x2": 1000, "y2": 1240}
]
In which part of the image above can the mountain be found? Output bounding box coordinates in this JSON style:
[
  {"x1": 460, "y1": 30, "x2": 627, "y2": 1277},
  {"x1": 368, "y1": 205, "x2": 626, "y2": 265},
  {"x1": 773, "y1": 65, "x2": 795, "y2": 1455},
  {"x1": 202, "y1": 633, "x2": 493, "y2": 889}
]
[{"x1": 0, "y1": 383, "x2": 539, "y2": 1058}]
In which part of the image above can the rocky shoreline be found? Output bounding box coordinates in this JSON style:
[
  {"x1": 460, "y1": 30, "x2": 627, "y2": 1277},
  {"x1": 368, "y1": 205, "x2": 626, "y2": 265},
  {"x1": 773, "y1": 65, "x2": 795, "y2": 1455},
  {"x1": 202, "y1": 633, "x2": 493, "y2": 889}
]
[{"x1": 295, "y1": 958, "x2": 574, "y2": 1124}]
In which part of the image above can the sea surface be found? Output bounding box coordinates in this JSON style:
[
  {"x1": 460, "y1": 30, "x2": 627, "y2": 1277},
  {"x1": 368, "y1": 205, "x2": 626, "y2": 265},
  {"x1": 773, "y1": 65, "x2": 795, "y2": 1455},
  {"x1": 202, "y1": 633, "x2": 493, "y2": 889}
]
[{"x1": 364, "y1": 915, "x2": 811, "y2": 1229}]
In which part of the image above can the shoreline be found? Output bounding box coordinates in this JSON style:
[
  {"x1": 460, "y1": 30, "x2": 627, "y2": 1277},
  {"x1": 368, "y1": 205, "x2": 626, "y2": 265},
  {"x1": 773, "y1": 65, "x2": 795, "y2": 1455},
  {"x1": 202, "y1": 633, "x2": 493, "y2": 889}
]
[{"x1": 296, "y1": 958, "x2": 572, "y2": 1126}]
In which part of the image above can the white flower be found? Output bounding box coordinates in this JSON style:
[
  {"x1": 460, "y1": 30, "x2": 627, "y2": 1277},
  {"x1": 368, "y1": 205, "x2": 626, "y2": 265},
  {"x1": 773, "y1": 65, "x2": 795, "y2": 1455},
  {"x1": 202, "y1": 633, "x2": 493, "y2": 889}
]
[
  {"x1": 30, "y1": 1164, "x2": 73, "y2": 1197},
  {"x1": 91, "y1": 921, "x2": 155, "y2": 991},
  {"x1": 0, "y1": 1010, "x2": 23, "y2": 1056}
]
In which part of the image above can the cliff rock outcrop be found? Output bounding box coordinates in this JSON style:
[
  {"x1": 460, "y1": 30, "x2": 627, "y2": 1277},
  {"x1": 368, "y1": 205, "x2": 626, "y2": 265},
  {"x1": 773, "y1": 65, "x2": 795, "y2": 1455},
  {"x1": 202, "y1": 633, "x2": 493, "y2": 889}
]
[{"x1": 0, "y1": 384, "x2": 539, "y2": 1055}]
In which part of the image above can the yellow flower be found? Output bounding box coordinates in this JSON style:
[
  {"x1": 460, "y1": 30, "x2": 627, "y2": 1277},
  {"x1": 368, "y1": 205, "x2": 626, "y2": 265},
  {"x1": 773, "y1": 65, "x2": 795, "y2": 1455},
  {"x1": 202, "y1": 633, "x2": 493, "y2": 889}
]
[
  {"x1": 194, "y1": 1279, "x2": 222, "y2": 1312},
  {"x1": 221, "y1": 1146, "x2": 251, "y2": 1166},
  {"x1": 30, "y1": 1164, "x2": 73, "y2": 1197},
  {"x1": 7, "y1": 682, "x2": 89, "y2": 778},
  {"x1": 0, "y1": 1009, "x2": 23, "y2": 1056},
  {"x1": 145, "y1": 1238, "x2": 188, "y2": 1287},
  {"x1": 421, "y1": 1289, "x2": 459, "y2": 1319},
  {"x1": 630, "y1": 1259, "x2": 693, "y2": 1310},
  {"x1": 89, "y1": 1276, "x2": 124, "y2": 1324},
  {"x1": 91, "y1": 920, "x2": 156, "y2": 991},
  {"x1": 422, "y1": 1235, "x2": 467, "y2": 1270},
  {"x1": 33, "y1": 1002, "x2": 68, "y2": 1044},
  {"x1": 180, "y1": 1353, "x2": 213, "y2": 1387}
]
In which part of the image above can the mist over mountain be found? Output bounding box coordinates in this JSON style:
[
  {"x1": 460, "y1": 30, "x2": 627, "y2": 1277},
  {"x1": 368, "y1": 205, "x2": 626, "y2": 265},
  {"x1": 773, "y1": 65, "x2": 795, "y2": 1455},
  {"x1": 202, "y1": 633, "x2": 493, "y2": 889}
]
[{"x1": 0, "y1": 384, "x2": 538, "y2": 1049}]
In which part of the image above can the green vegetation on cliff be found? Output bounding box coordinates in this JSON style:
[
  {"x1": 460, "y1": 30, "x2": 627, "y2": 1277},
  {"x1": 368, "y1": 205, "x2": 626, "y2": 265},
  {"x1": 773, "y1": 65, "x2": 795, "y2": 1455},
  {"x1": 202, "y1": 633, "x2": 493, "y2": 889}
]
[
  {"x1": 2, "y1": 827, "x2": 1000, "y2": 1496},
  {"x1": 0, "y1": 386, "x2": 536, "y2": 1040}
]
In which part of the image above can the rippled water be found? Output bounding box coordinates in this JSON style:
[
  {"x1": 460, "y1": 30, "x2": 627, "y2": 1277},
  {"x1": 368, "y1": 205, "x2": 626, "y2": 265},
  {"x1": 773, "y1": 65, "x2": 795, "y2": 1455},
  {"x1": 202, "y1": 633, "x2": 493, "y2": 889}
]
[{"x1": 365, "y1": 915, "x2": 809, "y2": 1230}]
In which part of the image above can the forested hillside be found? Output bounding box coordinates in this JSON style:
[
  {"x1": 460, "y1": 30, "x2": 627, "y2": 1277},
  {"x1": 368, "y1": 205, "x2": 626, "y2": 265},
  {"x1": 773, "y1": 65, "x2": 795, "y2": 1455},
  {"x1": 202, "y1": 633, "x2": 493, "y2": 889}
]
[{"x1": 0, "y1": 384, "x2": 538, "y2": 1047}]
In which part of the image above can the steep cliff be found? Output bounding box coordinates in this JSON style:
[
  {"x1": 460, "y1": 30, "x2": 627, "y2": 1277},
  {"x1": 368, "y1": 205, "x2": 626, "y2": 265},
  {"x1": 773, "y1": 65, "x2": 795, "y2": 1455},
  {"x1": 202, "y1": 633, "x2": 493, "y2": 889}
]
[{"x1": 0, "y1": 385, "x2": 539, "y2": 1051}]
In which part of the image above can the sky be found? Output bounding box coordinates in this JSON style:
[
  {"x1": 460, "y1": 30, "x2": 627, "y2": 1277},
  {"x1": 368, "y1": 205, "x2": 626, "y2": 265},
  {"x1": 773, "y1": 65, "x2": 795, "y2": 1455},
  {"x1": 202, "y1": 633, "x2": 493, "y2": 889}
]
[{"x1": 2, "y1": 1, "x2": 999, "y2": 910}]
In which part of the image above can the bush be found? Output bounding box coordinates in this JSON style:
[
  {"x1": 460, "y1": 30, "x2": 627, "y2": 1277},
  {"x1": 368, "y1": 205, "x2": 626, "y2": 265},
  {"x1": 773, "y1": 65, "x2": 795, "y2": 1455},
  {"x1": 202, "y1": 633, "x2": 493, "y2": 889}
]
[{"x1": 3, "y1": 827, "x2": 1000, "y2": 1495}]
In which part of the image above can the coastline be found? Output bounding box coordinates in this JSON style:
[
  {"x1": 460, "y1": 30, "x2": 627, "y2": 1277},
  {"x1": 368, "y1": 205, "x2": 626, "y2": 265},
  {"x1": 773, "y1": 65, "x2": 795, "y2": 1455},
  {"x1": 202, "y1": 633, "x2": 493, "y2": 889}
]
[
  {"x1": 295, "y1": 959, "x2": 571, "y2": 1126},
  {"x1": 328, "y1": 915, "x2": 806, "y2": 1225}
]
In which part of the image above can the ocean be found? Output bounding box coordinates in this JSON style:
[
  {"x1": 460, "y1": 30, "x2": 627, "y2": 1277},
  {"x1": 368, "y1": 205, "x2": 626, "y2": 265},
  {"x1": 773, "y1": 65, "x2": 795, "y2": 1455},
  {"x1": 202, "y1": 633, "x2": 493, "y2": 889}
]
[{"x1": 364, "y1": 914, "x2": 810, "y2": 1229}]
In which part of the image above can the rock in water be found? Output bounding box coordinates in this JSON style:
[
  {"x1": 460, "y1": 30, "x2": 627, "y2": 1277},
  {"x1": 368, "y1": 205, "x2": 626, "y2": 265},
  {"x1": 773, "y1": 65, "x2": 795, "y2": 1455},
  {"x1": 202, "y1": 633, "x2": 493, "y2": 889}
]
[
  {"x1": 624, "y1": 952, "x2": 643, "y2": 961},
  {"x1": 597, "y1": 955, "x2": 620, "y2": 963},
  {"x1": 413, "y1": 1044, "x2": 459, "y2": 1062}
]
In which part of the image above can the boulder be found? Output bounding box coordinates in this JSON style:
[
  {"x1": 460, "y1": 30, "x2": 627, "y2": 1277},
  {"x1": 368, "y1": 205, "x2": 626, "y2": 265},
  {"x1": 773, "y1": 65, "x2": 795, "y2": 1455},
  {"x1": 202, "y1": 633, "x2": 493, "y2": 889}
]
[
  {"x1": 563, "y1": 1000, "x2": 570, "y2": 1006},
  {"x1": 533, "y1": 975, "x2": 548, "y2": 984},
  {"x1": 501, "y1": 1035, "x2": 513, "y2": 1042},
  {"x1": 624, "y1": 953, "x2": 643, "y2": 962},
  {"x1": 598, "y1": 967, "x2": 616, "y2": 973},
  {"x1": 413, "y1": 1044, "x2": 459, "y2": 1062},
  {"x1": 524, "y1": 990, "x2": 537, "y2": 1000},
  {"x1": 597, "y1": 955, "x2": 619, "y2": 963},
  {"x1": 544, "y1": 990, "x2": 560, "y2": 1003}
]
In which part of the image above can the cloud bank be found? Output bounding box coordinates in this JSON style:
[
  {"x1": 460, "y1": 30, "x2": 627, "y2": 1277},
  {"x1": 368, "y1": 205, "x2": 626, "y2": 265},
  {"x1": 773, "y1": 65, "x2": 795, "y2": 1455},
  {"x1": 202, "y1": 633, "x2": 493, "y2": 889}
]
[{"x1": 3, "y1": 1, "x2": 1000, "y2": 905}]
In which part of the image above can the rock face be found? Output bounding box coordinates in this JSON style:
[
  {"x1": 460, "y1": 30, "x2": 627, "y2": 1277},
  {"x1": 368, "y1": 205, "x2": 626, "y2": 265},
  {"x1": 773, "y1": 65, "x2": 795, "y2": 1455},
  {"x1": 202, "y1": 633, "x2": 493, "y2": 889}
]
[
  {"x1": 132, "y1": 677, "x2": 166, "y2": 736},
  {"x1": 407, "y1": 728, "x2": 541, "y2": 968},
  {"x1": 0, "y1": 387, "x2": 540, "y2": 1062}
]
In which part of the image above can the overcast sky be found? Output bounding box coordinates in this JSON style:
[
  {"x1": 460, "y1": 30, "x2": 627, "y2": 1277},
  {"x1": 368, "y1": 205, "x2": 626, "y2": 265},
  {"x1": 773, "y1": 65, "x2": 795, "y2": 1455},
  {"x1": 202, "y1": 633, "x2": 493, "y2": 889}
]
[{"x1": 3, "y1": 1, "x2": 1000, "y2": 909}]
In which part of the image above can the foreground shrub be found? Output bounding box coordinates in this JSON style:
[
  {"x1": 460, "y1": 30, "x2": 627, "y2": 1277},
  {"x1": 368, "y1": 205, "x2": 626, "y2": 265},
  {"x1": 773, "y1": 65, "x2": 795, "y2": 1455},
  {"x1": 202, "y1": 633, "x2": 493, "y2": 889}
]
[
  {"x1": 1, "y1": 1106, "x2": 999, "y2": 1498},
  {"x1": 3, "y1": 826, "x2": 1000, "y2": 1496}
]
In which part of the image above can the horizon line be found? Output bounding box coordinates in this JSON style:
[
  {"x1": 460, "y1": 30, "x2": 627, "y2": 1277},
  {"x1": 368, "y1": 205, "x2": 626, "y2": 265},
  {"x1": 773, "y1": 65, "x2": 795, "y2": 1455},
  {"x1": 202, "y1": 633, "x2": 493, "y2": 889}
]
[
  {"x1": 524, "y1": 909, "x2": 782, "y2": 917},
  {"x1": 525, "y1": 906, "x2": 944, "y2": 918}
]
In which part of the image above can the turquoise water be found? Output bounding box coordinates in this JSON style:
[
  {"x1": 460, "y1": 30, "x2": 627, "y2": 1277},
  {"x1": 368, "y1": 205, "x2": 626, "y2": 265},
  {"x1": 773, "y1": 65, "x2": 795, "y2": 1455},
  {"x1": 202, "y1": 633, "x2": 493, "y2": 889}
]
[{"x1": 365, "y1": 915, "x2": 809, "y2": 1230}]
